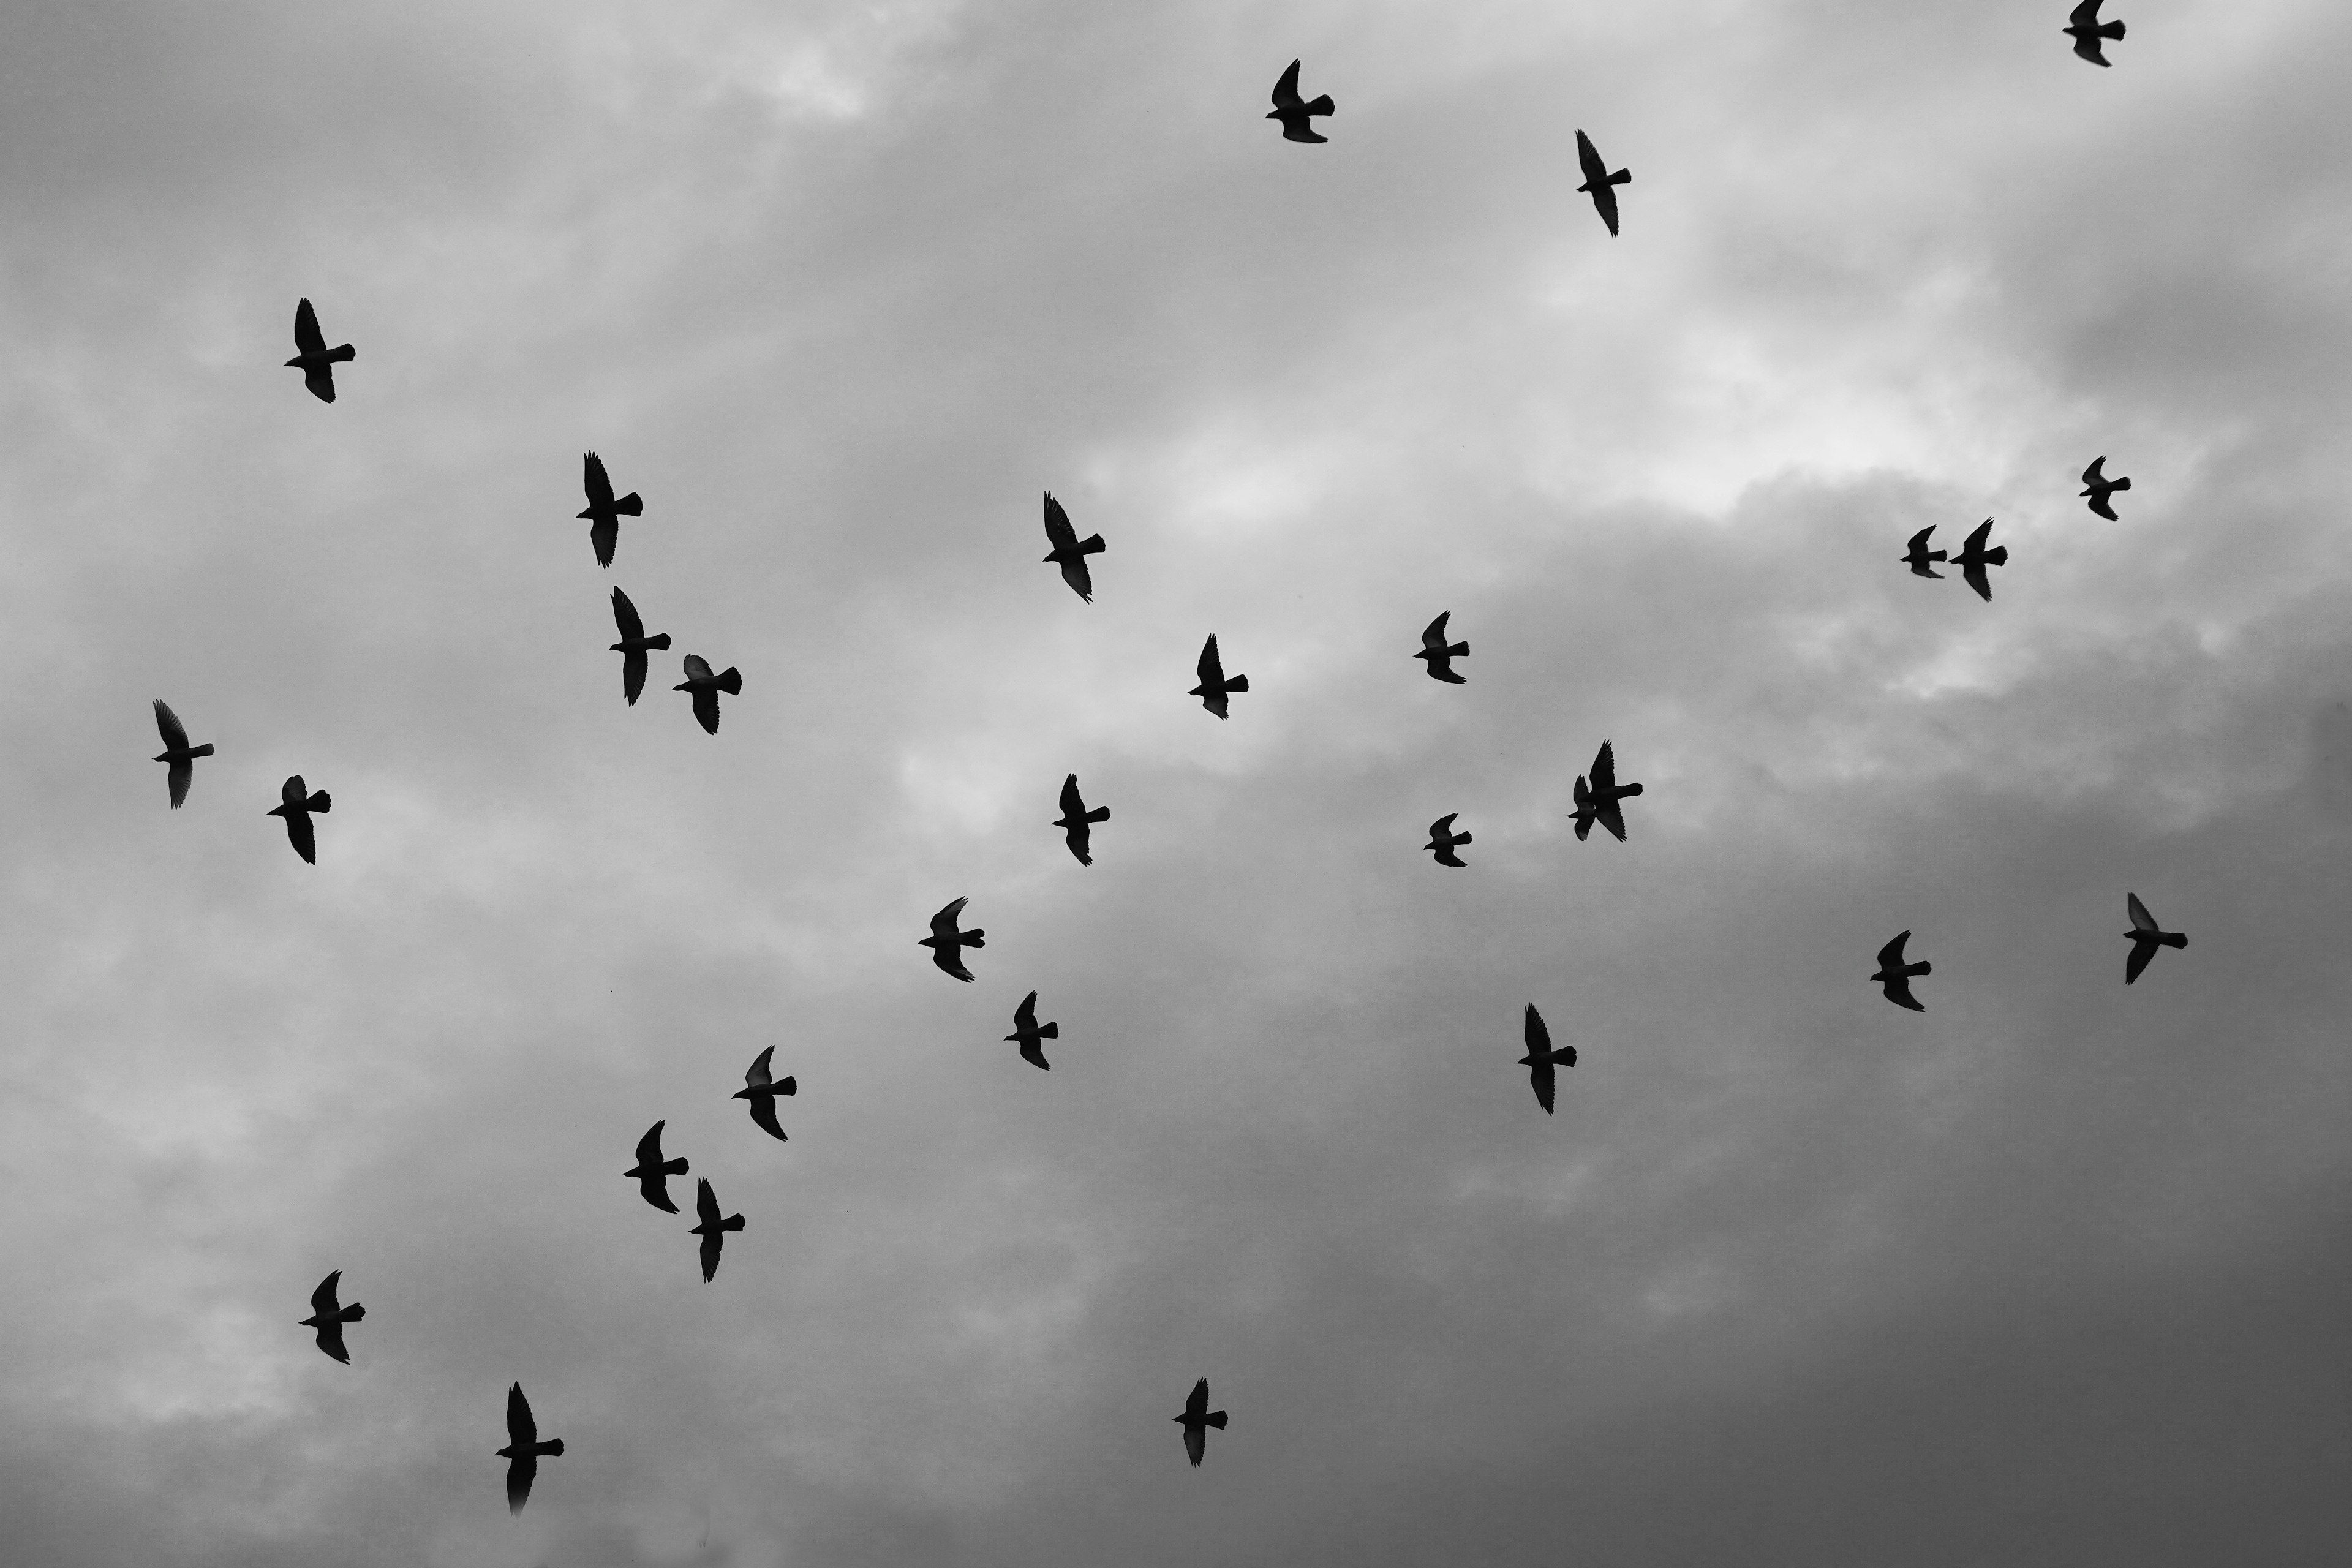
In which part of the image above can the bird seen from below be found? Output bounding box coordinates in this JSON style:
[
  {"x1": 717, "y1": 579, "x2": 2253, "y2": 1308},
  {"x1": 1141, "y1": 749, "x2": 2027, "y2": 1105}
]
[
  {"x1": 2124, "y1": 892, "x2": 2187, "y2": 984},
  {"x1": 1570, "y1": 740, "x2": 1644, "y2": 842},
  {"x1": 267, "y1": 775, "x2": 332, "y2": 864},
  {"x1": 1425, "y1": 813, "x2": 1472, "y2": 867},
  {"x1": 733, "y1": 1046, "x2": 797, "y2": 1142},
  {"x1": 1054, "y1": 773, "x2": 1110, "y2": 865},
  {"x1": 2065, "y1": 0, "x2": 2126, "y2": 66},
  {"x1": 607, "y1": 586, "x2": 671, "y2": 706},
  {"x1": 2080, "y1": 456, "x2": 2132, "y2": 519},
  {"x1": 625, "y1": 1120, "x2": 690, "y2": 1213},
  {"x1": 1041, "y1": 492, "x2": 1106, "y2": 602},
  {"x1": 1873, "y1": 930, "x2": 1932, "y2": 1011},
  {"x1": 497, "y1": 1382, "x2": 565, "y2": 1517},
  {"x1": 1953, "y1": 518, "x2": 2009, "y2": 602},
  {"x1": 1006, "y1": 990, "x2": 1058, "y2": 1070},
  {"x1": 298, "y1": 1270, "x2": 366, "y2": 1364},
  {"x1": 1415, "y1": 611, "x2": 1469, "y2": 683},
  {"x1": 1174, "y1": 1378, "x2": 1228, "y2": 1467},
  {"x1": 1267, "y1": 59, "x2": 1334, "y2": 143},
  {"x1": 285, "y1": 298, "x2": 355, "y2": 404},
  {"x1": 674, "y1": 654, "x2": 741, "y2": 736},
  {"x1": 1574, "y1": 129, "x2": 1632, "y2": 236},
  {"x1": 1902, "y1": 526, "x2": 1948, "y2": 579},
  {"x1": 1519, "y1": 1003, "x2": 1577, "y2": 1115},
  {"x1": 920, "y1": 896, "x2": 986, "y2": 982},
  {"x1": 690, "y1": 1177, "x2": 745, "y2": 1281},
  {"x1": 151, "y1": 699, "x2": 213, "y2": 809},
  {"x1": 578, "y1": 451, "x2": 643, "y2": 569},
  {"x1": 1190, "y1": 635, "x2": 1250, "y2": 720}
]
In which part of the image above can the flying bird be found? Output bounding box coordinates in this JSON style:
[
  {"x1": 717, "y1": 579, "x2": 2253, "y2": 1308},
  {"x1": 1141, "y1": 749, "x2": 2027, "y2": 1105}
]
[
  {"x1": 734, "y1": 1046, "x2": 797, "y2": 1142},
  {"x1": 1041, "y1": 492, "x2": 1106, "y2": 601},
  {"x1": 1267, "y1": 59, "x2": 1334, "y2": 143},
  {"x1": 1902, "y1": 526, "x2": 1948, "y2": 579},
  {"x1": 1570, "y1": 740, "x2": 1645, "y2": 842},
  {"x1": 920, "y1": 896, "x2": 985, "y2": 982},
  {"x1": 298, "y1": 1270, "x2": 366, "y2": 1364},
  {"x1": 1574, "y1": 129, "x2": 1632, "y2": 236},
  {"x1": 2124, "y1": 892, "x2": 2187, "y2": 984},
  {"x1": 1872, "y1": 930, "x2": 1931, "y2": 1012},
  {"x1": 1174, "y1": 1378, "x2": 1228, "y2": 1467},
  {"x1": 2079, "y1": 456, "x2": 2132, "y2": 520},
  {"x1": 688, "y1": 1177, "x2": 746, "y2": 1281},
  {"x1": 285, "y1": 298, "x2": 355, "y2": 403},
  {"x1": 1006, "y1": 990, "x2": 1058, "y2": 1070},
  {"x1": 674, "y1": 654, "x2": 742, "y2": 735},
  {"x1": 578, "y1": 451, "x2": 644, "y2": 569},
  {"x1": 1415, "y1": 612, "x2": 1469, "y2": 684},
  {"x1": 1519, "y1": 1003, "x2": 1577, "y2": 1115},
  {"x1": 267, "y1": 775, "x2": 331, "y2": 864},
  {"x1": 608, "y1": 587, "x2": 671, "y2": 706},
  {"x1": 1189, "y1": 635, "x2": 1250, "y2": 720},
  {"x1": 2065, "y1": 0, "x2": 2126, "y2": 66},
  {"x1": 497, "y1": 1382, "x2": 565, "y2": 1517},
  {"x1": 151, "y1": 700, "x2": 214, "y2": 809},
  {"x1": 1425, "y1": 813, "x2": 1472, "y2": 867},
  {"x1": 624, "y1": 1120, "x2": 689, "y2": 1213},
  {"x1": 1952, "y1": 518, "x2": 2008, "y2": 602},
  {"x1": 1054, "y1": 774, "x2": 1110, "y2": 865}
]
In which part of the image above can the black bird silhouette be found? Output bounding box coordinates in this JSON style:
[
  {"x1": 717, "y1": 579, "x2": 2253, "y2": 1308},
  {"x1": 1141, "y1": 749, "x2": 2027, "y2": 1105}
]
[
  {"x1": 1873, "y1": 930, "x2": 1931, "y2": 1011},
  {"x1": 624, "y1": 1120, "x2": 689, "y2": 1213},
  {"x1": 2079, "y1": 456, "x2": 2132, "y2": 520},
  {"x1": 1425, "y1": 813, "x2": 1472, "y2": 867},
  {"x1": 690, "y1": 1177, "x2": 745, "y2": 1281},
  {"x1": 920, "y1": 896, "x2": 985, "y2": 982},
  {"x1": 1570, "y1": 740, "x2": 1645, "y2": 842},
  {"x1": 674, "y1": 654, "x2": 742, "y2": 735},
  {"x1": 1006, "y1": 990, "x2": 1058, "y2": 1070},
  {"x1": 1952, "y1": 518, "x2": 2008, "y2": 602},
  {"x1": 497, "y1": 1382, "x2": 565, "y2": 1516},
  {"x1": 1054, "y1": 774, "x2": 1110, "y2": 865},
  {"x1": 151, "y1": 699, "x2": 214, "y2": 809},
  {"x1": 1519, "y1": 1003, "x2": 1577, "y2": 1115},
  {"x1": 1174, "y1": 1378, "x2": 1228, "y2": 1467},
  {"x1": 1190, "y1": 635, "x2": 1250, "y2": 720},
  {"x1": 1902, "y1": 526, "x2": 1948, "y2": 579},
  {"x1": 285, "y1": 298, "x2": 355, "y2": 403},
  {"x1": 1267, "y1": 60, "x2": 1334, "y2": 143},
  {"x1": 1041, "y1": 492, "x2": 1106, "y2": 602},
  {"x1": 2124, "y1": 892, "x2": 2187, "y2": 984},
  {"x1": 1574, "y1": 130, "x2": 1632, "y2": 236},
  {"x1": 298, "y1": 1270, "x2": 366, "y2": 1363},
  {"x1": 578, "y1": 451, "x2": 643, "y2": 569},
  {"x1": 267, "y1": 775, "x2": 331, "y2": 864},
  {"x1": 1415, "y1": 611, "x2": 1469, "y2": 684},
  {"x1": 734, "y1": 1046, "x2": 797, "y2": 1142},
  {"x1": 608, "y1": 587, "x2": 671, "y2": 706},
  {"x1": 2065, "y1": 0, "x2": 2126, "y2": 66}
]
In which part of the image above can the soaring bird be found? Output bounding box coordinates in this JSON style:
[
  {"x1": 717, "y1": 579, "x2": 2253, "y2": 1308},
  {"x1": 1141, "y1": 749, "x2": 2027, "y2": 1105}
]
[
  {"x1": 624, "y1": 1120, "x2": 689, "y2": 1213},
  {"x1": 497, "y1": 1383, "x2": 565, "y2": 1516},
  {"x1": 285, "y1": 298, "x2": 355, "y2": 403},
  {"x1": 1425, "y1": 813, "x2": 1472, "y2": 867},
  {"x1": 1519, "y1": 1003, "x2": 1577, "y2": 1115},
  {"x1": 2079, "y1": 456, "x2": 2132, "y2": 520},
  {"x1": 2065, "y1": 0, "x2": 2126, "y2": 66},
  {"x1": 267, "y1": 775, "x2": 332, "y2": 864},
  {"x1": 1952, "y1": 518, "x2": 2008, "y2": 602},
  {"x1": 1055, "y1": 774, "x2": 1110, "y2": 866},
  {"x1": 578, "y1": 451, "x2": 644, "y2": 569},
  {"x1": 1872, "y1": 930, "x2": 1931, "y2": 1011},
  {"x1": 608, "y1": 587, "x2": 671, "y2": 706},
  {"x1": 1174, "y1": 1378, "x2": 1228, "y2": 1467},
  {"x1": 1902, "y1": 526, "x2": 1948, "y2": 579},
  {"x1": 920, "y1": 896, "x2": 985, "y2": 982},
  {"x1": 1574, "y1": 130, "x2": 1632, "y2": 236},
  {"x1": 674, "y1": 654, "x2": 742, "y2": 735},
  {"x1": 690, "y1": 1177, "x2": 745, "y2": 1281},
  {"x1": 1190, "y1": 635, "x2": 1250, "y2": 720},
  {"x1": 1041, "y1": 492, "x2": 1106, "y2": 602},
  {"x1": 1570, "y1": 740, "x2": 1645, "y2": 842},
  {"x1": 298, "y1": 1270, "x2": 366, "y2": 1364},
  {"x1": 1006, "y1": 990, "x2": 1058, "y2": 1071},
  {"x1": 733, "y1": 1046, "x2": 797, "y2": 1142},
  {"x1": 2124, "y1": 892, "x2": 2187, "y2": 984},
  {"x1": 1415, "y1": 612, "x2": 1469, "y2": 684},
  {"x1": 1267, "y1": 60, "x2": 1334, "y2": 143},
  {"x1": 151, "y1": 700, "x2": 214, "y2": 809}
]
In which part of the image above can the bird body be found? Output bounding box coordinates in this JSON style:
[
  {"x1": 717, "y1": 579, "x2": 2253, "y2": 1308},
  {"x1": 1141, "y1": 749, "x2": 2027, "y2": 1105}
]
[
  {"x1": 920, "y1": 896, "x2": 986, "y2": 982},
  {"x1": 497, "y1": 1382, "x2": 565, "y2": 1515},
  {"x1": 2080, "y1": 456, "x2": 2132, "y2": 519},
  {"x1": 625, "y1": 1120, "x2": 690, "y2": 1213},
  {"x1": 285, "y1": 298, "x2": 355, "y2": 402},
  {"x1": 1054, "y1": 774, "x2": 1111, "y2": 865},
  {"x1": 1267, "y1": 59, "x2": 1334, "y2": 142},
  {"x1": 1519, "y1": 1003, "x2": 1577, "y2": 1114},
  {"x1": 1902, "y1": 526, "x2": 1948, "y2": 579},
  {"x1": 2124, "y1": 892, "x2": 2187, "y2": 984},
  {"x1": 1006, "y1": 990, "x2": 1058, "y2": 1070},
  {"x1": 299, "y1": 1270, "x2": 366, "y2": 1363},
  {"x1": 1425, "y1": 813, "x2": 1472, "y2": 867},
  {"x1": 1569, "y1": 740, "x2": 1644, "y2": 842},
  {"x1": 266, "y1": 775, "x2": 332, "y2": 864},
  {"x1": 1190, "y1": 635, "x2": 1250, "y2": 720},
  {"x1": 1953, "y1": 518, "x2": 2008, "y2": 601},
  {"x1": 1574, "y1": 129, "x2": 1632, "y2": 236},
  {"x1": 690, "y1": 1177, "x2": 746, "y2": 1281},
  {"x1": 1174, "y1": 1378, "x2": 1228, "y2": 1466},
  {"x1": 673, "y1": 653, "x2": 742, "y2": 735},
  {"x1": 1415, "y1": 611, "x2": 1469, "y2": 683},
  {"x1": 151, "y1": 700, "x2": 214, "y2": 809},
  {"x1": 2065, "y1": 0, "x2": 2126, "y2": 65},
  {"x1": 578, "y1": 451, "x2": 644, "y2": 568},
  {"x1": 1873, "y1": 930, "x2": 1932, "y2": 1011},
  {"x1": 1041, "y1": 492, "x2": 1106, "y2": 601},
  {"x1": 734, "y1": 1046, "x2": 797, "y2": 1141},
  {"x1": 608, "y1": 586, "x2": 672, "y2": 706}
]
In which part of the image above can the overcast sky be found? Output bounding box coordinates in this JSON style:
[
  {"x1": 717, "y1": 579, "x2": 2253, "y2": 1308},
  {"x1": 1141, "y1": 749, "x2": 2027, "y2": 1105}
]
[{"x1": 2, "y1": 1, "x2": 2348, "y2": 1564}]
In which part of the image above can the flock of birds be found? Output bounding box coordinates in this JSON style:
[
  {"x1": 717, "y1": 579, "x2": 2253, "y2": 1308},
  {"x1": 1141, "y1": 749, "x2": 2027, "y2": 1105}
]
[{"x1": 165, "y1": 9, "x2": 2166, "y2": 1520}]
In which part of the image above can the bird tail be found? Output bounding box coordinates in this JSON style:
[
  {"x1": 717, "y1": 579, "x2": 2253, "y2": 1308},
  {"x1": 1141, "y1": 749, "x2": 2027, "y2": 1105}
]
[
  {"x1": 1079, "y1": 533, "x2": 1106, "y2": 555},
  {"x1": 2158, "y1": 932, "x2": 2186, "y2": 949},
  {"x1": 327, "y1": 344, "x2": 356, "y2": 363},
  {"x1": 2101, "y1": 20, "x2": 2125, "y2": 39},
  {"x1": 342, "y1": 1303, "x2": 367, "y2": 1322},
  {"x1": 1910, "y1": 961, "x2": 1933, "y2": 977},
  {"x1": 646, "y1": 633, "x2": 672, "y2": 651},
  {"x1": 664, "y1": 1156, "x2": 689, "y2": 1175},
  {"x1": 1446, "y1": 641, "x2": 1468, "y2": 657},
  {"x1": 716, "y1": 668, "x2": 742, "y2": 695},
  {"x1": 615, "y1": 492, "x2": 643, "y2": 516},
  {"x1": 190, "y1": 742, "x2": 215, "y2": 757},
  {"x1": 1983, "y1": 546, "x2": 2008, "y2": 566},
  {"x1": 1610, "y1": 170, "x2": 1632, "y2": 185},
  {"x1": 539, "y1": 1439, "x2": 566, "y2": 1457},
  {"x1": 1205, "y1": 1412, "x2": 1228, "y2": 1429},
  {"x1": 723, "y1": 1215, "x2": 745, "y2": 1232},
  {"x1": 777, "y1": 1076, "x2": 797, "y2": 1095},
  {"x1": 1087, "y1": 806, "x2": 1110, "y2": 823},
  {"x1": 1458, "y1": 831, "x2": 1473, "y2": 844},
  {"x1": 2111, "y1": 477, "x2": 2132, "y2": 492},
  {"x1": 1039, "y1": 1022, "x2": 1060, "y2": 1039},
  {"x1": 1303, "y1": 94, "x2": 1333, "y2": 115},
  {"x1": 1617, "y1": 782, "x2": 1644, "y2": 797},
  {"x1": 1226, "y1": 675, "x2": 1250, "y2": 692},
  {"x1": 307, "y1": 790, "x2": 332, "y2": 813},
  {"x1": 965, "y1": 932, "x2": 986, "y2": 948}
]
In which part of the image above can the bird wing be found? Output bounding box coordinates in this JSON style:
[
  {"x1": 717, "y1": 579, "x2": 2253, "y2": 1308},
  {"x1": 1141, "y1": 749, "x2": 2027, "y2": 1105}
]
[
  {"x1": 1962, "y1": 559, "x2": 1994, "y2": 601},
  {"x1": 1525, "y1": 1003, "x2": 1549, "y2": 1055},
  {"x1": 635, "y1": 1120, "x2": 667, "y2": 1165},
  {"x1": 1422, "y1": 612, "x2": 1451, "y2": 650},
  {"x1": 1014, "y1": 991, "x2": 1038, "y2": 1031},
  {"x1": 167, "y1": 760, "x2": 192, "y2": 809},
  {"x1": 1906, "y1": 526, "x2": 1936, "y2": 554},
  {"x1": 931, "y1": 897, "x2": 968, "y2": 938},
  {"x1": 1529, "y1": 1057, "x2": 1556, "y2": 1115},
  {"x1": 1880, "y1": 976, "x2": 1924, "y2": 1011},
  {"x1": 2124, "y1": 935, "x2": 2157, "y2": 984},
  {"x1": 746, "y1": 1045, "x2": 775, "y2": 1087},
  {"x1": 507, "y1": 1382, "x2": 537, "y2": 1447},
  {"x1": 933, "y1": 946, "x2": 976, "y2": 982},
  {"x1": 611, "y1": 586, "x2": 645, "y2": 641},
  {"x1": 1059, "y1": 774, "x2": 1085, "y2": 818},
  {"x1": 1430, "y1": 813, "x2": 1458, "y2": 839},
  {"x1": 2088, "y1": 494, "x2": 2119, "y2": 521},
  {"x1": 2127, "y1": 892, "x2": 2156, "y2": 932},
  {"x1": 1197, "y1": 635, "x2": 1224, "y2": 685},
  {"x1": 310, "y1": 1270, "x2": 343, "y2": 1316},
  {"x1": 2082, "y1": 456, "x2": 2106, "y2": 486},
  {"x1": 1589, "y1": 181, "x2": 1621, "y2": 236},
  {"x1": 1042, "y1": 491, "x2": 1077, "y2": 552},
  {"x1": 1574, "y1": 129, "x2": 1607, "y2": 187},
  {"x1": 1059, "y1": 556, "x2": 1095, "y2": 601},
  {"x1": 1271, "y1": 59, "x2": 1302, "y2": 108},
  {"x1": 692, "y1": 679, "x2": 723, "y2": 729},
  {"x1": 1876, "y1": 930, "x2": 1912, "y2": 968},
  {"x1": 681, "y1": 654, "x2": 714, "y2": 684},
  {"x1": 748, "y1": 1096, "x2": 787, "y2": 1141},
  {"x1": 583, "y1": 451, "x2": 614, "y2": 510},
  {"x1": 313, "y1": 1318, "x2": 351, "y2": 1363},
  {"x1": 293, "y1": 298, "x2": 325, "y2": 356},
  {"x1": 1185, "y1": 1378, "x2": 1210, "y2": 1419},
  {"x1": 1597, "y1": 799, "x2": 1629, "y2": 842},
  {"x1": 1589, "y1": 741, "x2": 1618, "y2": 794},
  {"x1": 1962, "y1": 518, "x2": 1993, "y2": 552},
  {"x1": 284, "y1": 809, "x2": 317, "y2": 864},
  {"x1": 590, "y1": 516, "x2": 618, "y2": 569},
  {"x1": 622, "y1": 650, "x2": 648, "y2": 706},
  {"x1": 696, "y1": 1177, "x2": 720, "y2": 1228},
  {"x1": 2068, "y1": 0, "x2": 2103, "y2": 24},
  {"x1": 282, "y1": 775, "x2": 308, "y2": 810},
  {"x1": 154, "y1": 699, "x2": 189, "y2": 750}
]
